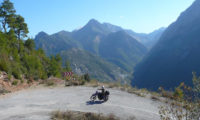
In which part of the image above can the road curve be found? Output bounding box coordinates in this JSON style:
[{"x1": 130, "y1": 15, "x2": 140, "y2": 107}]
[{"x1": 0, "y1": 86, "x2": 161, "y2": 120}]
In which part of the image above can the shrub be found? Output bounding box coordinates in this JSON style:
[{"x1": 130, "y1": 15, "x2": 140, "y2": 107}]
[
  {"x1": 20, "y1": 79, "x2": 24, "y2": 84},
  {"x1": 12, "y1": 80, "x2": 18, "y2": 85},
  {"x1": 46, "y1": 80, "x2": 55, "y2": 86},
  {"x1": 159, "y1": 74, "x2": 200, "y2": 120},
  {"x1": 0, "y1": 58, "x2": 9, "y2": 72},
  {"x1": 151, "y1": 95, "x2": 160, "y2": 101},
  {"x1": 158, "y1": 87, "x2": 174, "y2": 99},
  {"x1": 173, "y1": 87, "x2": 183, "y2": 100},
  {"x1": 12, "y1": 66, "x2": 21, "y2": 80},
  {"x1": 84, "y1": 73, "x2": 91, "y2": 82}
]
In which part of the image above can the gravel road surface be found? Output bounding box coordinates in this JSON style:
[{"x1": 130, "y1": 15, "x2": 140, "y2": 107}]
[{"x1": 0, "y1": 86, "x2": 162, "y2": 120}]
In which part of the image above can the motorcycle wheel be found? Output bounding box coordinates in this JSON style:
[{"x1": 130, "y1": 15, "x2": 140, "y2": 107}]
[
  {"x1": 90, "y1": 95, "x2": 96, "y2": 101},
  {"x1": 104, "y1": 95, "x2": 109, "y2": 102}
]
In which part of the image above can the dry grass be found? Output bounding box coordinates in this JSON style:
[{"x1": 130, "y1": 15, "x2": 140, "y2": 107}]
[
  {"x1": 159, "y1": 89, "x2": 174, "y2": 100},
  {"x1": 0, "y1": 88, "x2": 10, "y2": 95},
  {"x1": 51, "y1": 110, "x2": 120, "y2": 120},
  {"x1": 85, "y1": 79, "x2": 99, "y2": 87},
  {"x1": 51, "y1": 110, "x2": 136, "y2": 120},
  {"x1": 151, "y1": 95, "x2": 161, "y2": 101}
]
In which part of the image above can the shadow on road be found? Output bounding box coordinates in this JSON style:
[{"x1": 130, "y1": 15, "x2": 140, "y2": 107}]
[{"x1": 86, "y1": 101, "x2": 104, "y2": 105}]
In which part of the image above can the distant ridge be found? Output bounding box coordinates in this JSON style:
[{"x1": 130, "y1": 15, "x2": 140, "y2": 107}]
[{"x1": 133, "y1": 0, "x2": 200, "y2": 90}]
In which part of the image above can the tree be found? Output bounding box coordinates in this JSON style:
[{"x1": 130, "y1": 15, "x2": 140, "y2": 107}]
[
  {"x1": 25, "y1": 39, "x2": 35, "y2": 51},
  {"x1": 0, "y1": 0, "x2": 57, "y2": 82},
  {"x1": 84, "y1": 73, "x2": 90, "y2": 82},
  {"x1": 12, "y1": 15, "x2": 28, "y2": 40},
  {"x1": 65, "y1": 60, "x2": 71, "y2": 72},
  {"x1": 0, "y1": 0, "x2": 16, "y2": 33},
  {"x1": 48, "y1": 55, "x2": 62, "y2": 78}
]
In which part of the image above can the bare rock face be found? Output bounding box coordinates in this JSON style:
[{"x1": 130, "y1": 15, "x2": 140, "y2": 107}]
[
  {"x1": 0, "y1": 80, "x2": 8, "y2": 95},
  {"x1": 0, "y1": 72, "x2": 3, "y2": 80},
  {"x1": 0, "y1": 72, "x2": 9, "y2": 81},
  {"x1": 0, "y1": 72, "x2": 11, "y2": 94}
]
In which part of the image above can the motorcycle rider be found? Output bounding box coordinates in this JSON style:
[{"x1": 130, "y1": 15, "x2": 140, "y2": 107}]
[
  {"x1": 98, "y1": 85, "x2": 105, "y2": 98},
  {"x1": 90, "y1": 85, "x2": 109, "y2": 102}
]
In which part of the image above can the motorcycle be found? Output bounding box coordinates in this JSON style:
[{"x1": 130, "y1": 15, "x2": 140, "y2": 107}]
[{"x1": 90, "y1": 90, "x2": 110, "y2": 102}]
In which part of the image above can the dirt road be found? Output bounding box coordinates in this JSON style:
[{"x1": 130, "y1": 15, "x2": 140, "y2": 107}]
[{"x1": 0, "y1": 86, "x2": 161, "y2": 120}]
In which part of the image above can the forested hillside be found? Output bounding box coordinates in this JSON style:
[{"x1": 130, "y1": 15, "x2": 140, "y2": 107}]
[{"x1": 0, "y1": 0, "x2": 63, "y2": 81}]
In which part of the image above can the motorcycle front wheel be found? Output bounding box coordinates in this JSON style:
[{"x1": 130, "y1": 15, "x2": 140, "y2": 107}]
[{"x1": 90, "y1": 95, "x2": 96, "y2": 101}]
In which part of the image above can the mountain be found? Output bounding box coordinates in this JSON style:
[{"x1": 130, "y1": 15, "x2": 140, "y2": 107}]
[
  {"x1": 99, "y1": 31, "x2": 148, "y2": 71},
  {"x1": 132, "y1": 0, "x2": 200, "y2": 90},
  {"x1": 71, "y1": 19, "x2": 110, "y2": 54},
  {"x1": 35, "y1": 31, "x2": 80, "y2": 55},
  {"x1": 34, "y1": 30, "x2": 132, "y2": 82},
  {"x1": 140, "y1": 28, "x2": 166, "y2": 49},
  {"x1": 34, "y1": 19, "x2": 159, "y2": 82},
  {"x1": 102, "y1": 22, "x2": 165, "y2": 49},
  {"x1": 60, "y1": 48, "x2": 130, "y2": 82},
  {"x1": 71, "y1": 21, "x2": 148, "y2": 71},
  {"x1": 102, "y1": 23, "x2": 123, "y2": 32}
]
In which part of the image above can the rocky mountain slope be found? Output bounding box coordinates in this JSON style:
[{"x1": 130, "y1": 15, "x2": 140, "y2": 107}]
[{"x1": 133, "y1": 0, "x2": 200, "y2": 90}]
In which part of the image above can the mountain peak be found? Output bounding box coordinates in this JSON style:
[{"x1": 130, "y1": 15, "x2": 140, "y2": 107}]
[
  {"x1": 56, "y1": 30, "x2": 70, "y2": 35},
  {"x1": 87, "y1": 19, "x2": 100, "y2": 25},
  {"x1": 84, "y1": 19, "x2": 103, "y2": 28},
  {"x1": 35, "y1": 31, "x2": 48, "y2": 38},
  {"x1": 74, "y1": 19, "x2": 110, "y2": 35}
]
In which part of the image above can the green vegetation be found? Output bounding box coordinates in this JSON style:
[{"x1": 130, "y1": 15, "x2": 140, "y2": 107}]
[
  {"x1": 0, "y1": 0, "x2": 63, "y2": 82},
  {"x1": 65, "y1": 60, "x2": 72, "y2": 72},
  {"x1": 159, "y1": 73, "x2": 200, "y2": 120},
  {"x1": 12, "y1": 80, "x2": 18, "y2": 85},
  {"x1": 83, "y1": 73, "x2": 90, "y2": 82}
]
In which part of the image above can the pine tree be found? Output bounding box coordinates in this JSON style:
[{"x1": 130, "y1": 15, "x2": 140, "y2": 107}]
[
  {"x1": 12, "y1": 15, "x2": 29, "y2": 40},
  {"x1": 0, "y1": 0, "x2": 16, "y2": 33}
]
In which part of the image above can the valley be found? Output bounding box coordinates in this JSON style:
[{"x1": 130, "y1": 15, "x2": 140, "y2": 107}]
[
  {"x1": 34, "y1": 19, "x2": 164, "y2": 82},
  {"x1": 0, "y1": 0, "x2": 200, "y2": 120}
]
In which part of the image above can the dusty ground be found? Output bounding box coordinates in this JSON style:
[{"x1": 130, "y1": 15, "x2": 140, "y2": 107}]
[{"x1": 0, "y1": 86, "x2": 162, "y2": 120}]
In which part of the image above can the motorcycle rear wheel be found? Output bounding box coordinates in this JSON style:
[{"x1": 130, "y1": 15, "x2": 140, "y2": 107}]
[{"x1": 104, "y1": 95, "x2": 109, "y2": 101}]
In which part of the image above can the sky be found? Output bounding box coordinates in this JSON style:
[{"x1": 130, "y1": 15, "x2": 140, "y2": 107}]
[{"x1": 11, "y1": 0, "x2": 195, "y2": 37}]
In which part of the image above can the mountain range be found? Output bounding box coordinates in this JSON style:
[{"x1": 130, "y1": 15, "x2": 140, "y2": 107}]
[
  {"x1": 34, "y1": 19, "x2": 164, "y2": 82},
  {"x1": 133, "y1": 0, "x2": 200, "y2": 90}
]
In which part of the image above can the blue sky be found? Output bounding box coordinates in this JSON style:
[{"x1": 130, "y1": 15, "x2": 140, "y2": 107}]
[{"x1": 11, "y1": 0, "x2": 195, "y2": 37}]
